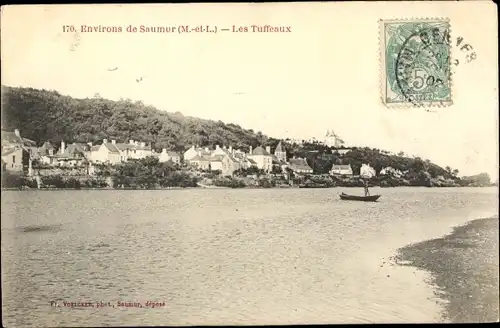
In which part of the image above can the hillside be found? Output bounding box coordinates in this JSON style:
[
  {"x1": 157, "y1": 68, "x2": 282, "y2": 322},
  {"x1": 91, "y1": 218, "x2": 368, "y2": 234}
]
[
  {"x1": 1, "y1": 86, "x2": 277, "y2": 152},
  {"x1": 2, "y1": 85, "x2": 484, "y2": 186}
]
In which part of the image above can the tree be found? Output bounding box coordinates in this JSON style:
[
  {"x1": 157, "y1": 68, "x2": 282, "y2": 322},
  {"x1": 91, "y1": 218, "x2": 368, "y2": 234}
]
[
  {"x1": 271, "y1": 165, "x2": 282, "y2": 174},
  {"x1": 1, "y1": 86, "x2": 273, "y2": 154}
]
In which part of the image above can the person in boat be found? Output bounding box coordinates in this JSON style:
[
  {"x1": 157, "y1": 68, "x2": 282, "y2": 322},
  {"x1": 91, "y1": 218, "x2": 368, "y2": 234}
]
[{"x1": 363, "y1": 179, "x2": 370, "y2": 196}]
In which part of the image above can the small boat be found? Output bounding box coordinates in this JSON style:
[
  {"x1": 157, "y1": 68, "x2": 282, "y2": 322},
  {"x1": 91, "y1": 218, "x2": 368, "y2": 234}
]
[{"x1": 339, "y1": 192, "x2": 381, "y2": 202}]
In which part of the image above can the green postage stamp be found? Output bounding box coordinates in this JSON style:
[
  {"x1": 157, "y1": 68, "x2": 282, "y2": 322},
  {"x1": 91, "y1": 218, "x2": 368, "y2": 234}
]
[{"x1": 379, "y1": 18, "x2": 452, "y2": 107}]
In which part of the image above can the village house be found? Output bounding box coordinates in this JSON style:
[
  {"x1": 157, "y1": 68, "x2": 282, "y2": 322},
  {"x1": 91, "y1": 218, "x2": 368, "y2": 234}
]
[
  {"x1": 208, "y1": 154, "x2": 236, "y2": 176},
  {"x1": 185, "y1": 144, "x2": 242, "y2": 176},
  {"x1": 184, "y1": 145, "x2": 211, "y2": 161},
  {"x1": 54, "y1": 141, "x2": 90, "y2": 167},
  {"x1": 189, "y1": 154, "x2": 211, "y2": 170},
  {"x1": 212, "y1": 145, "x2": 241, "y2": 175},
  {"x1": 330, "y1": 164, "x2": 353, "y2": 176},
  {"x1": 247, "y1": 146, "x2": 273, "y2": 172},
  {"x1": 1, "y1": 129, "x2": 37, "y2": 173},
  {"x1": 158, "y1": 149, "x2": 181, "y2": 164},
  {"x1": 184, "y1": 141, "x2": 288, "y2": 176},
  {"x1": 1, "y1": 147, "x2": 27, "y2": 172},
  {"x1": 86, "y1": 139, "x2": 154, "y2": 164},
  {"x1": 88, "y1": 139, "x2": 121, "y2": 164},
  {"x1": 288, "y1": 157, "x2": 314, "y2": 174},
  {"x1": 37, "y1": 141, "x2": 56, "y2": 164},
  {"x1": 114, "y1": 139, "x2": 153, "y2": 162}
]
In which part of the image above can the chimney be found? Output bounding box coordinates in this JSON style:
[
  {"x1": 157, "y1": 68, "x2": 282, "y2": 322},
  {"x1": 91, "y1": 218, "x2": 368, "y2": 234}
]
[
  {"x1": 205, "y1": 147, "x2": 209, "y2": 152},
  {"x1": 229, "y1": 146, "x2": 233, "y2": 152},
  {"x1": 112, "y1": 140, "x2": 116, "y2": 145},
  {"x1": 103, "y1": 139, "x2": 108, "y2": 144},
  {"x1": 129, "y1": 139, "x2": 134, "y2": 145},
  {"x1": 162, "y1": 148, "x2": 167, "y2": 153},
  {"x1": 14, "y1": 129, "x2": 20, "y2": 137},
  {"x1": 216, "y1": 145, "x2": 220, "y2": 150},
  {"x1": 87, "y1": 142, "x2": 93, "y2": 147},
  {"x1": 223, "y1": 145, "x2": 226, "y2": 150},
  {"x1": 140, "y1": 142, "x2": 146, "y2": 147},
  {"x1": 61, "y1": 141, "x2": 66, "y2": 154},
  {"x1": 266, "y1": 146, "x2": 271, "y2": 154},
  {"x1": 249, "y1": 146, "x2": 253, "y2": 154}
]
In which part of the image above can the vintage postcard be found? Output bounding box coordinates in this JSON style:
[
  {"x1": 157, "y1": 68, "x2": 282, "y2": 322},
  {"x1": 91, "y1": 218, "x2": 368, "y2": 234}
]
[{"x1": 1, "y1": 2, "x2": 498, "y2": 327}]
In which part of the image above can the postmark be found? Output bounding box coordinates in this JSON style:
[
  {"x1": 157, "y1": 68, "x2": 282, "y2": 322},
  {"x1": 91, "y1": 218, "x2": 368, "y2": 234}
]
[{"x1": 380, "y1": 19, "x2": 452, "y2": 107}]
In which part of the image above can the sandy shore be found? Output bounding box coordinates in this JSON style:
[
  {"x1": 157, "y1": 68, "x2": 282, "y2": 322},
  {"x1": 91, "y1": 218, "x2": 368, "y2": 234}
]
[{"x1": 394, "y1": 217, "x2": 499, "y2": 323}]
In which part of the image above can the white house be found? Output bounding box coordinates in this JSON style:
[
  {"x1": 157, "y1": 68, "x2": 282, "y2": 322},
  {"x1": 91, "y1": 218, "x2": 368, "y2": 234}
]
[
  {"x1": 88, "y1": 139, "x2": 121, "y2": 164},
  {"x1": 184, "y1": 145, "x2": 211, "y2": 162},
  {"x1": 247, "y1": 146, "x2": 273, "y2": 172},
  {"x1": 330, "y1": 164, "x2": 353, "y2": 176},
  {"x1": 183, "y1": 145, "x2": 199, "y2": 161},
  {"x1": 159, "y1": 149, "x2": 181, "y2": 164}
]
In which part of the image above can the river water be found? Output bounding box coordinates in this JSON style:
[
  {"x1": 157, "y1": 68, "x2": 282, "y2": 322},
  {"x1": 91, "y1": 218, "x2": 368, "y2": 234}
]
[{"x1": 1, "y1": 187, "x2": 498, "y2": 326}]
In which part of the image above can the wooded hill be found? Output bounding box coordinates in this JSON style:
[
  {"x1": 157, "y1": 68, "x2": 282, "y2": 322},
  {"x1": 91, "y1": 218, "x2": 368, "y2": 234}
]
[
  {"x1": 2, "y1": 85, "x2": 479, "y2": 182},
  {"x1": 1, "y1": 86, "x2": 276, "y2": 152}
]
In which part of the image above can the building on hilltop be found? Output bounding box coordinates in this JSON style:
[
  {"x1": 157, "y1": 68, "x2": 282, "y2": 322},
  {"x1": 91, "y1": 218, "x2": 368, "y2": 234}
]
[{"x1": 324, "y1": 130, "x2": 345, "y2": 148}]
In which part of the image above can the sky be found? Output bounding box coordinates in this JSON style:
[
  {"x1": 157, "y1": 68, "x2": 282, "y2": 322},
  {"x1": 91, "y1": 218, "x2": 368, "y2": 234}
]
[{"x1": 1, "y1": 3, "x2": 498, "y2": 179}]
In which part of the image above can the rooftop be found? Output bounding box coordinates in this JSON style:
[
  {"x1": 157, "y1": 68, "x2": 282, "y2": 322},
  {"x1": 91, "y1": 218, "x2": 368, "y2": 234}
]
[
  {"x1": 251, "y1": 146, "x2": 270, "y2": 156},
  {"x1": 289, "y1": 158, "x2": 313, "y2": 171},
  {"x1": 331, "y1": 164, "x2": 352, "y2": 169},
  {"x1": 1, "y1": 130, "x2": 37, "y2": 147},
  {"x1": 275, "y1": 141, "x2": 284, "y2": 153}
]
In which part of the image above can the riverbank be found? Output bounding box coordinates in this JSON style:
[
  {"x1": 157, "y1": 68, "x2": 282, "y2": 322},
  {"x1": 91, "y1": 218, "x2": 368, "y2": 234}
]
[
  {"x1": 394, "y1": 217, "x2": 499, "y2": 323},
  {"x1": 1, "y1": 185, "x2": 496, "y2": 191}
]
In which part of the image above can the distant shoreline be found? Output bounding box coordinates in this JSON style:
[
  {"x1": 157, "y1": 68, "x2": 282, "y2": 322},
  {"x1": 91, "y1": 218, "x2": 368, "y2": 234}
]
[
  {"x1": 1, "y1": 185, "x2": 497, "y2": 191},
  {"x1": 394, "y1": 217, "x2": 500, "y2": 323}
]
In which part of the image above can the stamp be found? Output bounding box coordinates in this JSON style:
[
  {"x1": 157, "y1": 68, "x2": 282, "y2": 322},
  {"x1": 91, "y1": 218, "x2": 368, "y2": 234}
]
[{"x1": 379, "y1": 18, "x2": 452, "y2": 107}]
